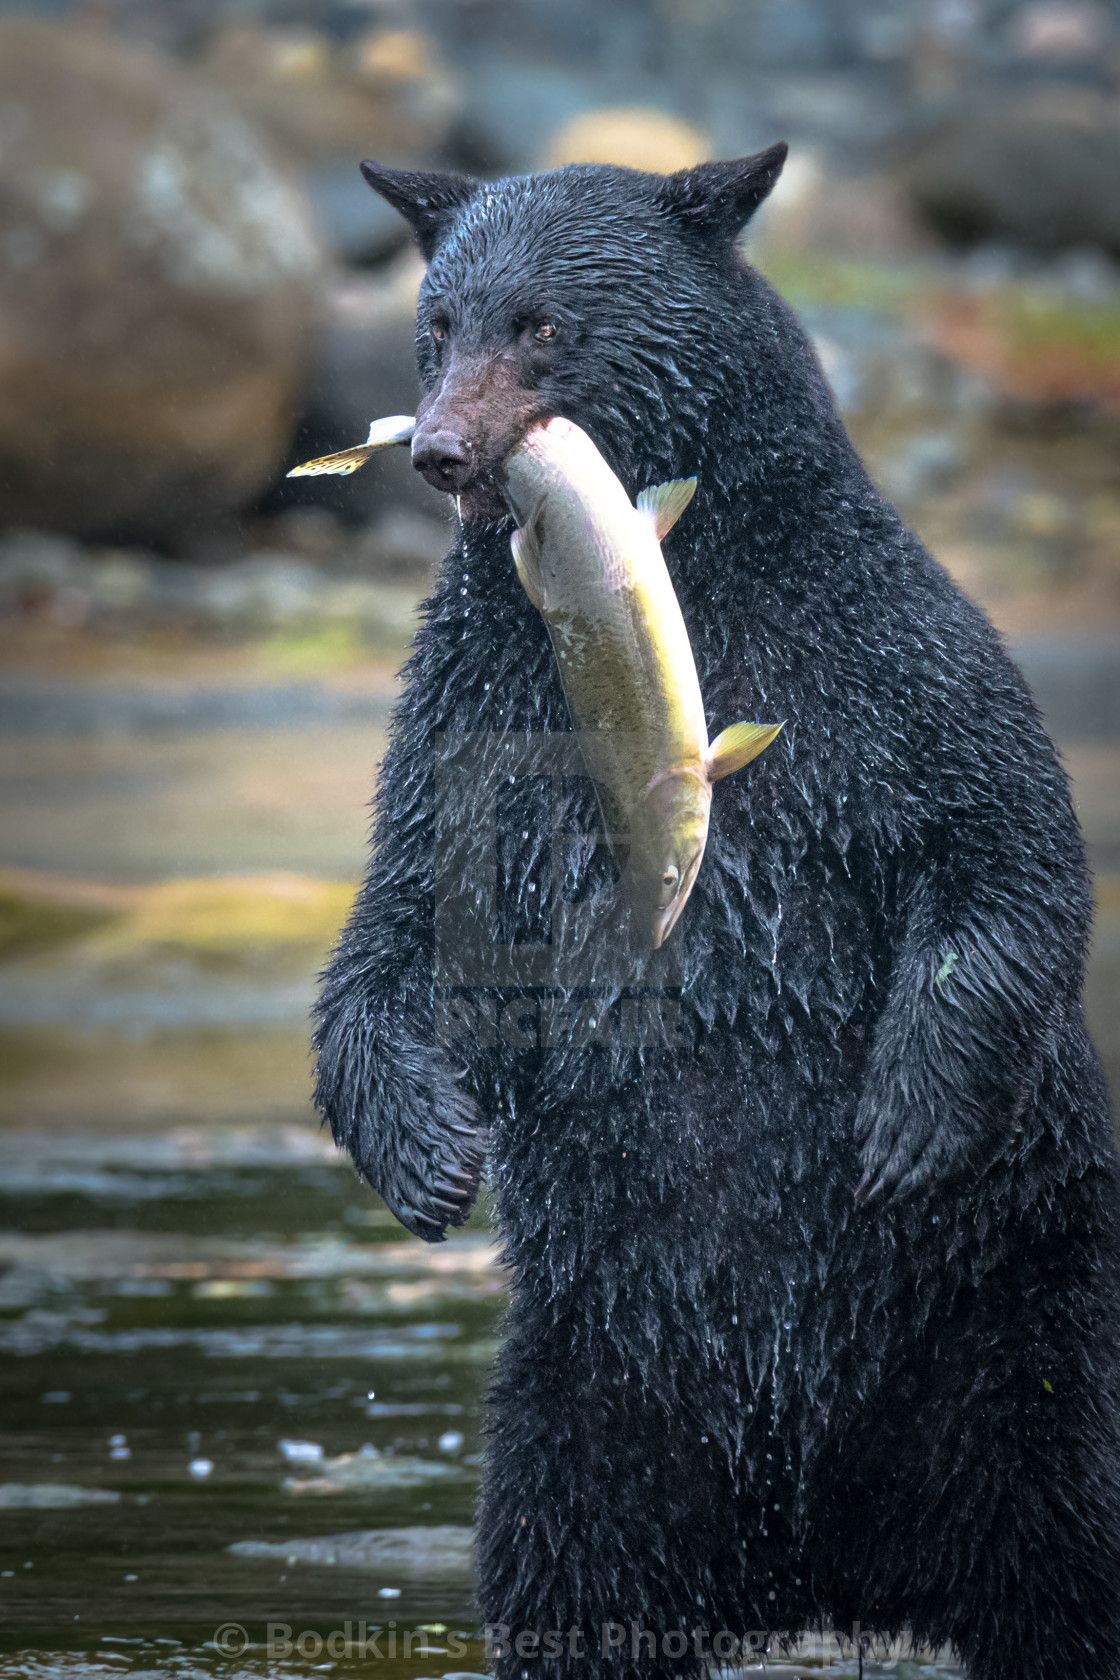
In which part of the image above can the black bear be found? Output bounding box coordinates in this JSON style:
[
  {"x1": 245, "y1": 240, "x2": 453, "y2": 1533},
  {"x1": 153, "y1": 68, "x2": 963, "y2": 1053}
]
[{"x1": 314, "y1": 146, "x2": 1120, "y2": 1680}]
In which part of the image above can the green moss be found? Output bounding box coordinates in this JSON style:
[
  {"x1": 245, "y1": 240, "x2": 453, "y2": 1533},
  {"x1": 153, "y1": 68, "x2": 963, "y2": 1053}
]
[
  {"x1": 260, "y1": 620, "x2": 372, "y2": 674},
  {"x1": 1006, "y1": 292, "x2": 1120, "y2": 361},
  {"x1": 750, "y1": 251, "x2": 917, "y2": 314},
  {"x1": 0, "y1": 1027, "x2": 85, "y2": 1088},
  {"x1": 0, "y1": 890, "x2": 116, "y2": 960}
]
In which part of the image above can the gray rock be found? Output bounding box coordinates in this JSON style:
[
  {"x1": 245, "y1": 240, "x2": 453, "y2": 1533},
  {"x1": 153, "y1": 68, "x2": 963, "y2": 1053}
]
[
  {"x1": 449, "y1": 58, "x2": 600, "y2": 173},
  {"x1": 0, "y1": 530, "x2": 84, "y2": 604},
  {"x1": 84, "y1": 552, "x2": 156, "y2": 614},
  {"x1": 904, "y1": 88, "x2": 1120, "y2": 257},
  {"x1": 1013, "y1": 637, "x2": 1120, "y2": 743},
  {"x1": 0, "y1": 1483, "x2": 120, "y2": 1508},
  {"x1": 305, "y1": 162, "x2": 413, "y2": 265},
  {"x1": 356, "y1": 510, "x2": 453, "y2": 578},
  {"x1": 0, "y1": 17, "x2": 324, "y2": 544},
  {"x1": 874, "y1": 430, "x2": 966, "y2": 501},
  {"x1": 193, "y1": 555, "x2": 322, "y2": 627},
  {"x1": 0, "y1": 682, "x2": 394, "y2": 738},
  {"x1": 229, "y1": 1523, "x2": 473, "y2": 1574},
  {"x1": 281, "y1": 1443, "x2": 469, "y2": 1495}
]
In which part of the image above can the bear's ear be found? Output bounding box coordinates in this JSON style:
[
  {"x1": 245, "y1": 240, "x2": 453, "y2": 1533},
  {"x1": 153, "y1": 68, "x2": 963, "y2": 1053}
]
[
  {"x1": 657, "y1": 143, "x2": 788, "y2": 242},
  {"x1": 359, "y1": 162, "x2": 478, "y2": 260}
]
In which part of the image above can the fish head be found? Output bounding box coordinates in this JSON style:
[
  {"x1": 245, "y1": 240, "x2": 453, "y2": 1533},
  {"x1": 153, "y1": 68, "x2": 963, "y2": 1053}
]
[{"x1": 623, "y1": 770, "x2": 711, "y2": 950}]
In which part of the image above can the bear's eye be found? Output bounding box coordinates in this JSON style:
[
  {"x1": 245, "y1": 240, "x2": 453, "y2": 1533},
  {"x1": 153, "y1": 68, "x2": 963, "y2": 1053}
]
[
  {"x1": 534, "y1": 320, "x2": 558, "y2": 343},
  {"x1": 430, "y1": 321, "x2": 448, "y2": 345}
]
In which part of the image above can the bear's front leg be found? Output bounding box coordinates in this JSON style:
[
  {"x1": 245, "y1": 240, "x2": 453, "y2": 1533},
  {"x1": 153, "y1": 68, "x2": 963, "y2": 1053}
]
[
  {"x1": 315, "y1": 968, "x2": 485, "y2": 1239},
  {"x1": 313, "y1": 695, "x2": 487, "y2": 1242},
  {"x1": 854, "y1": 846, "x2": 1087, "y2": 1205}
]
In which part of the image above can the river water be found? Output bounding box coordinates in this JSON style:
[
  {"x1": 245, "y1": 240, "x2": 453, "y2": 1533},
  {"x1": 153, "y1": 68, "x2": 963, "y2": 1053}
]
[
  {"x1": 0, "y1": 1126, "x2": 973, "y2": 1680},
  {"x1": 0, "y1": 626, "x2": 1112, "y2": 1679}
]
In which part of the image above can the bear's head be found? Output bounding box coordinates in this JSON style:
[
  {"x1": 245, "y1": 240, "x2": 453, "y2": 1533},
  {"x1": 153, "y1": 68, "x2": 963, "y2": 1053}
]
[{"x1": 360, "y1": 146, "x2": 788, "y2": 521}]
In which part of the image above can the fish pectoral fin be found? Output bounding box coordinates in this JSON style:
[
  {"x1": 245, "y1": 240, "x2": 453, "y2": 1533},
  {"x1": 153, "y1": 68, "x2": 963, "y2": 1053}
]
[
  {"x1": 287, "y1": 445, "x2": 377, "y2": 478},
  {"x1": 287, "y1": 415, "x2": 415, "y2": 478},
  {"x1": 706, "y1": 720, "x2": 784, "y2": 782},
  {"x1": 636, "y1": 476, "x2": 698, "y2": 541},
  {"x1": 510, "y1": 515, "x2": 546, "y2": 611}
]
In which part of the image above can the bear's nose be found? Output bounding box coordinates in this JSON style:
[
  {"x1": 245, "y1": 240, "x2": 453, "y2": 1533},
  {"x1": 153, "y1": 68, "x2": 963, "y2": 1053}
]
[{"x1": 411, "y1": 427, "x2": 473, "y2": 492}]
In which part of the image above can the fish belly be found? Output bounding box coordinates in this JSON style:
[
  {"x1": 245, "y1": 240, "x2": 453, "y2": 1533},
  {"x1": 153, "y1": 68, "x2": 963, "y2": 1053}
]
[{"x1": 545, "y1": 579, "x2": 701, "y2": 859}]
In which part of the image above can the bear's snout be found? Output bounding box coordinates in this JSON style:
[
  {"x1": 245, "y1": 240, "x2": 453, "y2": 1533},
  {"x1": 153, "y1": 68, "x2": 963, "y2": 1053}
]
[
  {"x1": 411, "y1": 425, "x2": 474, "y2": 493},
  {"x1": 411, "y1": 349, "x2": 548, "y2": 511}
]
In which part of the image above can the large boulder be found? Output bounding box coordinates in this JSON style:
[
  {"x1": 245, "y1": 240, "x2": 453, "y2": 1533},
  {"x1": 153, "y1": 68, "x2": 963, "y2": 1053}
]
[
  {"x1": 0, "y1": 19, "x2": 325, "y2": 544},
  {"x1": 199, "y1": 24, "x2": 459, "y2": 263},
  {"x1": 543, "y1": 108, "x2": 709, "y2": 172},
  {"x1": 199, "y1": 24, "x2": 457, "y2": 171},
  {"x1": 903, "y1": 87, "x2": 1120, "y2": 257}
]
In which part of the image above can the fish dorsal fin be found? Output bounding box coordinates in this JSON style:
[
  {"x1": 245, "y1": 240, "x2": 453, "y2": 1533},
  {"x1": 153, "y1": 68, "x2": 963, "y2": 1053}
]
[
  {"x1": 510, "y1": 505, "x2": 546, "y2": 611},
  {"x1": 636, "y1": 476, "x2": 698, "y2": 541},
  {"x1": 706, "y1": 720, "x2": 783, "y2": 782}
]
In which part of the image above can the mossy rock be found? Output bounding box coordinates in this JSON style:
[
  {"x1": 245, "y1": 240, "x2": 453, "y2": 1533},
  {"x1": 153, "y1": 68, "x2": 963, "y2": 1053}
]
[{"x1": 0, "y1": 887, "x2": 117, "y2": 960}]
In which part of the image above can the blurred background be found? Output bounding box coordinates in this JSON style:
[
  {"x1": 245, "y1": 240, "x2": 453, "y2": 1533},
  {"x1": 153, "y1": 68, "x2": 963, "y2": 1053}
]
[{"x1": 0, "y1": 0, "x2": 1117, "y2": 1672}]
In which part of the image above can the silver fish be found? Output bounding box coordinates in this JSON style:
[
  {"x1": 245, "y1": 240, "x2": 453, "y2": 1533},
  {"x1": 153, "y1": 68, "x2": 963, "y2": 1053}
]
[{"x1": 503, "y1": 417, "x2": 782, "y2": 948}]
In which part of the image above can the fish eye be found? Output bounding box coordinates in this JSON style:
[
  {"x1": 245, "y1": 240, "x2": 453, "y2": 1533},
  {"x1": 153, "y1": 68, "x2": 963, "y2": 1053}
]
[
  {"x1": 658, "y1": 866, "x2": 685, "y2": 907},
  {"x1": 534, "y1": 320, "x2": 558, "y2": 343}
]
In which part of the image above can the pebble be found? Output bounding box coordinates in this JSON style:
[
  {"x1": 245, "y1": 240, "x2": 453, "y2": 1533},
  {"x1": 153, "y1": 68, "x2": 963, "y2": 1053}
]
[{"x1": 277, "y1": 1439, "x2": 324, "y2": 1465}]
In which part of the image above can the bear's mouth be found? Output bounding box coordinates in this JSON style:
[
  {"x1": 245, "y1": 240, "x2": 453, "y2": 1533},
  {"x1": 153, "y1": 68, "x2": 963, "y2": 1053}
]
[
  {"x1": 409, "y1": 351, "x2": 550, "y2": 519},
  {"x1": 449, "y1": 473, "x2": 515, "y2": 525}
]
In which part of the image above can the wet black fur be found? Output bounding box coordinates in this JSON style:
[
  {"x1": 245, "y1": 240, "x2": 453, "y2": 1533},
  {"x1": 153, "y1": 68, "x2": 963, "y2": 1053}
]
[{"x1": 315, "y1": 152, "x2": 1120, "y2": 1679}]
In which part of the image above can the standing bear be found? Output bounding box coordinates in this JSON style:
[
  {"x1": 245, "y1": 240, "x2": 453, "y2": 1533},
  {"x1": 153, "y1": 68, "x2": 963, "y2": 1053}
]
[{"x1": 314, "y1": 146, "x2": 1120, "y2": 1680}]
